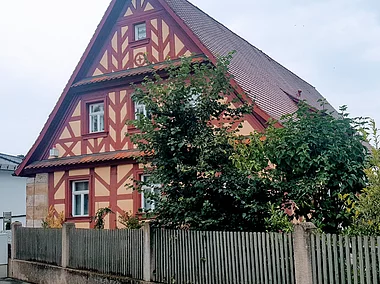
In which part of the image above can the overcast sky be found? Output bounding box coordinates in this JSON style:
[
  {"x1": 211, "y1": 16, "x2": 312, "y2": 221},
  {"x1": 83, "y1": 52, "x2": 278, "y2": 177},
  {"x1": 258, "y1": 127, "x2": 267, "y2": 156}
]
[{"x1": 0, "y1": 0, "x2": 379, "y2": 156}]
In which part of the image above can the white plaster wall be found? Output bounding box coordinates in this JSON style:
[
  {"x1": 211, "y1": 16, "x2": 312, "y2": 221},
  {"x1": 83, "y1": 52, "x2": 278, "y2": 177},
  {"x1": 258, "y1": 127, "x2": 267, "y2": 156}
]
[{"x1": 0, "y1": 170, "x2": 26, "y2": 229}]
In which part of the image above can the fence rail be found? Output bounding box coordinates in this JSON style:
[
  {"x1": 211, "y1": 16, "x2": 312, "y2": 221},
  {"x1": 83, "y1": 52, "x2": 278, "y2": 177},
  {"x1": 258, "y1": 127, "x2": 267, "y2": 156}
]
[
  {"x1": 14, "y1": 227, "x2": 61, "y2": 266},
  {"x1": 310, "y1": 234, "x2": 380, "y2": 284},
  {"x1": 153, "y1": 229, "x2": 295, "y2": 284},
  {"x1": 68, "y1": 228, "x2": 144, "y2": 279}
]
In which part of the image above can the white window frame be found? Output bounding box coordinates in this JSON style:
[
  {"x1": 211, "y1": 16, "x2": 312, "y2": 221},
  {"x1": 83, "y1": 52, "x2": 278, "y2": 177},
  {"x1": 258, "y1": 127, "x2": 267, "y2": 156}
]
[
  {"x1": 189, "y1": 92, "x2": 200, "y2": 107},
  {"x1": 134, "y1": 101, "x2": 147, "y2": 119},
  {"x1": 72, "y1": 181, "x2": 89, "y2": 217},
  {"x1": 141, "y1": 175, "x2": 161, "y2": 211},
  {"x1": 134, "y1": 22, "x2": 147, "y2": 41},
  {"x1": 89, "y1": 102, "x2": 105, "y2": 133}
]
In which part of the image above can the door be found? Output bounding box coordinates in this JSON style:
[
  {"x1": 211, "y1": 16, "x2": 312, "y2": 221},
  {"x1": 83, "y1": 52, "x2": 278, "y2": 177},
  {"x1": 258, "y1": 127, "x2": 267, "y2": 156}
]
[{"x1": 0, "y1": 233, "x2": 8, "y2": 278}]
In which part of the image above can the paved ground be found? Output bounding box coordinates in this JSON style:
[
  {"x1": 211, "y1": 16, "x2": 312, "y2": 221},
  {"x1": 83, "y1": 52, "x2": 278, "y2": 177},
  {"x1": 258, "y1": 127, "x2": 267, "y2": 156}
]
[{"x1": 0, "y1": 279, "x2": 30, "y2": 284}]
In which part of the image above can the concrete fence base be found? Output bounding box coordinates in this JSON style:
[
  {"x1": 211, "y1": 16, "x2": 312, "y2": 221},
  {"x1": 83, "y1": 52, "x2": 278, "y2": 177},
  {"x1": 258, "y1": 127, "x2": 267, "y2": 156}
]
[{"x1": 10, "y1": 260, "x2": 156, "y2": 284}]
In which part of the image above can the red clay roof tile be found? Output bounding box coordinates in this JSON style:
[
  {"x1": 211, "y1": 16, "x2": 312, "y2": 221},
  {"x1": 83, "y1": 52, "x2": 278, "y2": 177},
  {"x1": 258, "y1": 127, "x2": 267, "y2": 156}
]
[{"x1": 24, "y1": 150, "x2": 144, "y2": 170}]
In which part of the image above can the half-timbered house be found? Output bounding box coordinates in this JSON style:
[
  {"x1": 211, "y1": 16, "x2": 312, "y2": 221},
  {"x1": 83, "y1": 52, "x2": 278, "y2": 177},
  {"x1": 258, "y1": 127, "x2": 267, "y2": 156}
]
[{"x1": 15, "y1": 0, "x2": 335, "y2": 229}]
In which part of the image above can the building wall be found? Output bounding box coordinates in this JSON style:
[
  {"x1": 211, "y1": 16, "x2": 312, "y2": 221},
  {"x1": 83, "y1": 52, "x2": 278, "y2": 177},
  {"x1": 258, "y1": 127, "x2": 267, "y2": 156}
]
[
  {"x1": 49, "y1": 162, "x2": 143, "y2": 229},
  {"x1": 49, "y1": 87, "x2": 136, "y2": 159},
  {"x1": 0, "y1": 170, "x2": 27, "y2": 229},
  {"x1": 87, "y1": 0, "x2": 201, "y2": 76}
]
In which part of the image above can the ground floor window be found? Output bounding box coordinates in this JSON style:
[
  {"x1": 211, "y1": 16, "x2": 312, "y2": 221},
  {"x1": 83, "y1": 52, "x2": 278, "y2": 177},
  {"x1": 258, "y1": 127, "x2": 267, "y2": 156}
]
[
  {"x1": 141, "y1": 175, "x2": 161, "y2": 211},
  {"x1": 72, "y1": 181, "x2": 89, "y2": 217}
]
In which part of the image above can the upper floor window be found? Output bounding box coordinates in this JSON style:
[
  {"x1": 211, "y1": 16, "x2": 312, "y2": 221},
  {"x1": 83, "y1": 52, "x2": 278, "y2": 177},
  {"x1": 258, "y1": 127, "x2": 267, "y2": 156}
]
[
  {"x1": 72, "y1": 181, "x2": 89, "y2": 217},
  {"x1": 189, "y1": 92, "x2": 200, "y2": 107},
  {"x1": 135, "y1": 101, "x2": 148, "y2": 119},
  {"x1": 134, "y1": 23, "x2": 147, "y2": 41},
  {"x1": 89, "y1": 103, "x2": 104, "y2": 133}
]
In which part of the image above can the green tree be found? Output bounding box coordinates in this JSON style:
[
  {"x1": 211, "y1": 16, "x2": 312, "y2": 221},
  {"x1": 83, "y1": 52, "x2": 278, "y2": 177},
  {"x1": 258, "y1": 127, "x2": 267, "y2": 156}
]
[
  {"x1": 346, "y1": 120, "x2": 380, "y2": 235},
  {"x1": 129, "y1": 54, "x2": 271, "y2": 231},
  {"x1": 263, "y1": 103, "x2": 368, "y2": 233}
]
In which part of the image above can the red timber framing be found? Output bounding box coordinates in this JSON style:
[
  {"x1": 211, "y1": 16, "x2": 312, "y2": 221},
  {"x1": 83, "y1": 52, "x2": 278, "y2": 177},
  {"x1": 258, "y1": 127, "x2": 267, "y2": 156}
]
[
  {"x1": 48, "y1": 161, "x2": 143, "y2": 229},
  {"x1": 87, "y1": 0, "x2": 202, "y2": 77}
]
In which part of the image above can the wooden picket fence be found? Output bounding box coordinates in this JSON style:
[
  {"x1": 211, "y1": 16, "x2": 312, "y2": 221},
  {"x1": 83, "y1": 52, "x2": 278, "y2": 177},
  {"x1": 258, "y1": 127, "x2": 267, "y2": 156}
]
[
  {"x1": 68, "y1": 228, "x2": 144, "y2": 279},
  {"x1": 310, "y1": 234, "x2": 380, "y2": 284},
  {"x1": 12, "y1": 224, "x2": 380, "y2": 284},
  {"x1": 14, "y1": 227, "x2": 62, "y2": 266},
  {"x1": 152, "y1": 229, "x2": 295, "y2": 284}
]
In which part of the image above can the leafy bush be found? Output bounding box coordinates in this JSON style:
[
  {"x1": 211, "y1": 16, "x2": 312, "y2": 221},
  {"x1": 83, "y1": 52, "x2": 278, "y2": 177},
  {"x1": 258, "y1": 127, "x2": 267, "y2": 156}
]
[
  {"x1": 94, "y1": 207, "x2": 114, "y2": 229},
  {"x1": 118, "y1": 211, "x2": 142, "y2": 229},
  {"x1": 41, "y1": 206, "x2": 65, "y2": 229}
]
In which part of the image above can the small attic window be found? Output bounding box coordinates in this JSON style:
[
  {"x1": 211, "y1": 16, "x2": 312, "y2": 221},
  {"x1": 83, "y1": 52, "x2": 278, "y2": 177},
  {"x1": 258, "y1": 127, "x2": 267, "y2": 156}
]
[{"x1": 134, "y1": 22, "x2": 147, "y2": 41}]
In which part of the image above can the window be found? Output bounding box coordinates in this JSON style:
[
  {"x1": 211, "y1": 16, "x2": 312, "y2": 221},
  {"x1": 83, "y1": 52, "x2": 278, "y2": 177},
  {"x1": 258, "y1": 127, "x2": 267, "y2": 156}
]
[
  {"x1": 141, "y1": 175, "x2": 160, "y2": 211},
  {"x1": 134, "y1": 101, "x2": 148, "y2": 119},
  {"x1": 89, "y1": 103, "x2": 104, "y2": 133},
  {"x1": 134, "y1": 23, "x2": 147, "y2": 41},
  {"x1": 189, "y1": 92, "x2": 200, "y2": 107},
  {"x1": 72, "y1": 181, "x2": 89, "y2": 217}
]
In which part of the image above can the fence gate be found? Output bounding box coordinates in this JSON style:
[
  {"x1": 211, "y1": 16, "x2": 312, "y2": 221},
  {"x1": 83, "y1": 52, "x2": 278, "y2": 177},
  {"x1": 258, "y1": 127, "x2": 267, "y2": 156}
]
[{"x1": 0, "y1": 233, "x2": 8, "y2": 278}]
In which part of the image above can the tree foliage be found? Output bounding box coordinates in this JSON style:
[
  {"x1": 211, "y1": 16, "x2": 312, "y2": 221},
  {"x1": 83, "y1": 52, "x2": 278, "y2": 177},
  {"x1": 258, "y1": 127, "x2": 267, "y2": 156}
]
[
  {"x1": 129, "y1": 54, "x2": 368, "y2": 233},
  {"x1": 229, "y1": 103, "x2": 368, "y2": 233},
  {"x1": 129, "y1": 54, "x2": 273, "y2": 231},
  {"x1": 345, "y1": 120, "x2": 380, "y2": 235}
]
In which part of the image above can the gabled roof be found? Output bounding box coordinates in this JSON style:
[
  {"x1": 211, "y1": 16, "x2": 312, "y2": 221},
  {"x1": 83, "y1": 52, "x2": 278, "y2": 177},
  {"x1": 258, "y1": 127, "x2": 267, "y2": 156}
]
[
  {"x1": 16, "y1": 0, "x2": 335, "y2": 176},
  {"x1": 163, "y1": 0, "x2": 336, "y2": 119},
  {"x1": 0, "y1": 153, "x2": 23, "y2": 171}
]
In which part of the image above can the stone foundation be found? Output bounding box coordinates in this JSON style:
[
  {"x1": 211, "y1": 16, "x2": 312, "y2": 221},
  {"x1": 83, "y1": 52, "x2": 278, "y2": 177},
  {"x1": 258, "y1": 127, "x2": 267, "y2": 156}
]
[
  {"x1": 26, "y1": 173, "x2": 49, "y2": 228},
  {"x1": 10, "y1": 260, "x2": 154, "y2": 284}
]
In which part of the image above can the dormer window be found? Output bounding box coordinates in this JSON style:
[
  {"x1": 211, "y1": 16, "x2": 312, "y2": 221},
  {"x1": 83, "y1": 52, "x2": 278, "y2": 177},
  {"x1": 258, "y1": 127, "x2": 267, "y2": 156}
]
[
  {"x1": 89, "y1": 102, "x2": 104, "y2": 133},
  {"x1": 134, "y1": 23, "x2": 147, "y2": 41}
]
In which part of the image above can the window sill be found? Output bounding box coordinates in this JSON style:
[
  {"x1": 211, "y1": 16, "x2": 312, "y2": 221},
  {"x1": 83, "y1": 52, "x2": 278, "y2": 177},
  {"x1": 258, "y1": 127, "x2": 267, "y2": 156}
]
[
  {"x1": 129, "y1": 38, "x2": 150, "y2": 48},
  {"x1": 82, "y1": 131, "x2": 108, "y2": 140}
]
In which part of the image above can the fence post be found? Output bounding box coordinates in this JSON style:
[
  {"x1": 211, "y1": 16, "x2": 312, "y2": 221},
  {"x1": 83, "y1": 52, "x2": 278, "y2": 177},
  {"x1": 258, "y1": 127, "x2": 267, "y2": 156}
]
[
  {"x1": 11, "y1": 222, "x2": 22, "y2": 260},
  {"x1": 61, "y1": 222, "x2": 75, "y2": 268},
  {"x1": 143, "y1": 222, "x2": 153, "y2": 281},
  {"x1": 293, "y1": 222, "x2": 316, "y2": 284}
]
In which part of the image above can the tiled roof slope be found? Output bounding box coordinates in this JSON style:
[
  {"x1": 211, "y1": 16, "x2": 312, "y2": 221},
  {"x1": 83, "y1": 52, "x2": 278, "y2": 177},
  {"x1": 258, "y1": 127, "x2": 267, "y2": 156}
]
[
  {"x1": 0, "y1": 153, "x2": 23, "y2": 171},
  {"x1": 165, "y1": 0, "x2": 336, "y2": 119}
]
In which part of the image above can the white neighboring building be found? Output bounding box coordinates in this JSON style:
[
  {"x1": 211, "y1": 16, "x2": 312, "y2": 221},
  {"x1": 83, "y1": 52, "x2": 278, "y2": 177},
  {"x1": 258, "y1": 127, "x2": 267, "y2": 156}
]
[{"x1": 0, "y1": 153, "x2": 26, "y2": 230}]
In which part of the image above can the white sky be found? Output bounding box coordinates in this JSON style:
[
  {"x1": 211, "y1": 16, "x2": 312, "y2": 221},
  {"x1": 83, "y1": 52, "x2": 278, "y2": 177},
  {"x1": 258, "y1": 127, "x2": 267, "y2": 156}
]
[{"x1": 0, "y1": 0, "x2": 379, "y2": 156}]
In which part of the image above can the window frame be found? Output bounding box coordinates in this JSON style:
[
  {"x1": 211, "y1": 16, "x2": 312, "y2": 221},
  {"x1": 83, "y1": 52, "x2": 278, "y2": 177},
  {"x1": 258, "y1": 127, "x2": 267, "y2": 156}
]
[
  {"x1": 81, "y1": 93, "x2": 109, "y2": 139},
  {"x1": 134, "y1": 22, "x2": 147, "y2": 41},
  {"x1": 140, "y1": 175, "x2": 161, "y2": 211},
  {"x1": 88, "y1": 102, "x2": 105, "y2": 133},
  {"x1": 71, "y1": 180, "x2": 90, "y2": 217},
  {"x1": 134, "y1": 101, "x2": 148, "y2": 120}
]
